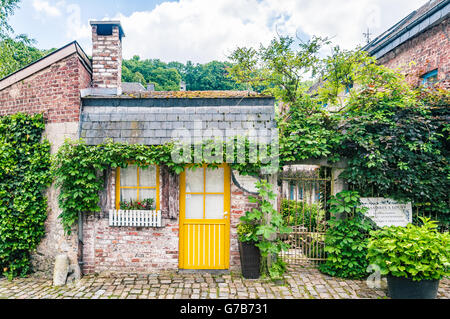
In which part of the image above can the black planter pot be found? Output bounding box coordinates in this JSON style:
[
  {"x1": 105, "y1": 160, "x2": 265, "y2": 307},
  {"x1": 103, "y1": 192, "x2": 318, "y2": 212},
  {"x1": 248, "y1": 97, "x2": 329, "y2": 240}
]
[
  {"x1": 387, "y1": 275, "x2": 440, "y2": 299},
  {"x1": 239, "y1": 241, "x2": 261, "y2": 279}
]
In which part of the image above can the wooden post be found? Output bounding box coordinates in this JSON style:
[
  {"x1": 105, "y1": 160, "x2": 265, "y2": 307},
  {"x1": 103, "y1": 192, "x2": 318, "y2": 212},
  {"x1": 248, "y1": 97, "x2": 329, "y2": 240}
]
[{"x1": 266, "y1": 173, "x2": 278, "y2": 269}]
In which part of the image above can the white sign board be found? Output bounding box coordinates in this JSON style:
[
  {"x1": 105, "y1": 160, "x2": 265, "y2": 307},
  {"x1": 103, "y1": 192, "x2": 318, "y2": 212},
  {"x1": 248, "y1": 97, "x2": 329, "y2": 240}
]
[{"x1": 360, "y1": 198, "x2": 412, "y2": 227}]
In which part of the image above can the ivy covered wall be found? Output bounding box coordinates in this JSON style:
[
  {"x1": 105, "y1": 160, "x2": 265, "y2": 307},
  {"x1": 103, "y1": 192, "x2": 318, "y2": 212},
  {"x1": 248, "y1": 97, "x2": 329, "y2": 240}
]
[{"x1": 0, "y1": 113, "x2": 52, "y2": 278}]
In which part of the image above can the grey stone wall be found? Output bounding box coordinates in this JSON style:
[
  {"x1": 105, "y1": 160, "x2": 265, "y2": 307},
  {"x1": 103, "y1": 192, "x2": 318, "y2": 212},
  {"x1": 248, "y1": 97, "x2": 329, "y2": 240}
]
[{"x1": 31, "y1": 122, "x2": 80, "y2": 275}]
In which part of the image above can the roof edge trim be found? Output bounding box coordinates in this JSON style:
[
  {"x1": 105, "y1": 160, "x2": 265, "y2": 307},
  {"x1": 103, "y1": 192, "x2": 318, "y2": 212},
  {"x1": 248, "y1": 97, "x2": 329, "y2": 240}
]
[{"x1": 0, "y1": 41, "x2": 92, "y2": 91}]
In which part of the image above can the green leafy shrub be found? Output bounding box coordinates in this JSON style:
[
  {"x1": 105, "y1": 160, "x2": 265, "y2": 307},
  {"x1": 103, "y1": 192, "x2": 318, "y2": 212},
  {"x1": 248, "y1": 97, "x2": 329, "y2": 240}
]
[
  {"x1": 319, "y1": 191, "x2": 375, "y2": 279},
  {"x1": 0, "y1": 113, "x2": 52, "y2": 278},
  {"x1": 239, "y1": 180, "x2": 292, "y2": 279},
  {"x1": 280, "y1": 199, "x2": 326, "y2": 231},
  {"x1": 367, "y1": 217, "x2": 450, "y2": 281},
  {"x1": 236, "y1": 223, "x2": 257, "y2": 243}
]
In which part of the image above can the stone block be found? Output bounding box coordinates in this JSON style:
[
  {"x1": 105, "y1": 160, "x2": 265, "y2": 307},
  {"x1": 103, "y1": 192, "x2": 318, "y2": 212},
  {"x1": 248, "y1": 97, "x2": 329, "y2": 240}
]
[{"x1": 53, "y1": 254, "x2": 70, "y2": 286}]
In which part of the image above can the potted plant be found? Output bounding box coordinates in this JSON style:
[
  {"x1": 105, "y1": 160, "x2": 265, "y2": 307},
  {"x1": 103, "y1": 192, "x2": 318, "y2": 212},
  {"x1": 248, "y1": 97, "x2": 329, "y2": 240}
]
[
  {"x1": 237, "y1": 180, "x2": 292, "y2": 280},
  {"x1": 237, "y1": 223, "x2": 261, "y2": 279},
  {"x1": 367, "y1": 217, "x2": 449, "y2": 299}
]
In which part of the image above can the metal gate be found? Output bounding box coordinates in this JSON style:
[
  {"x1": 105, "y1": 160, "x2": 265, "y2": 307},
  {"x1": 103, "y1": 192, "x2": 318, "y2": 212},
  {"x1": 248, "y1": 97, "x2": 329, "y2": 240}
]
[{"x1": 278, "y1": 165, "x2": 332, "y2": 265}]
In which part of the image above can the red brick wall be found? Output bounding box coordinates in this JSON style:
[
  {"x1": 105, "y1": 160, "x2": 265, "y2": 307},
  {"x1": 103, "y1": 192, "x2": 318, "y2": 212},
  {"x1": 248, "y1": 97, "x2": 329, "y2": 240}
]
[
  {"x1": 230, "y1": 183, "x2": 259, "y2": 271},
  {"x1": 82, "y1": 169, "x2": 257, "y2": 274},
  {"x1": 91, "y1": 25, "x2": 122, "y2": 90},
  {"x1": 82, "y1": 213, "x2": 180, "y2": 274},
  {"x1": 0, "y1": 53, "x2": 92, "y2": 123},
  {"x1": 378, "y1": 18, "x2": 449, "y2": 88}
]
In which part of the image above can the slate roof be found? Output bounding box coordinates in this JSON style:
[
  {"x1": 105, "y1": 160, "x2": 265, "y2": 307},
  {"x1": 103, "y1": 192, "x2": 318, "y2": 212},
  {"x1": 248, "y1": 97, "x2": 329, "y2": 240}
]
[
  {"x1": 121, "y1": 82, "x2": 147, "y2": 93},
  {"x1": 80, "y1": 92, "x2": 276, "y2": 145},
  {"x1": 363, "y1": 0, "x2": 449, "y2": 59}
]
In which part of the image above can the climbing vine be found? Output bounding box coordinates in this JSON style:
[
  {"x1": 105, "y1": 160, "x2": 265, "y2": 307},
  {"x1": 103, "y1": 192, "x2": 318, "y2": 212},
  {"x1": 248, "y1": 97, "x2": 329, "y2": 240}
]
[
  {"x1": 53, "y1": 138, "x2": 276, "y2": 234},
  {"x1": 0, "y1": 113, "x2": 52, "y2": 279},
  {"x1": 238, "y1": 180, "x2": 292, "y2": 279}
]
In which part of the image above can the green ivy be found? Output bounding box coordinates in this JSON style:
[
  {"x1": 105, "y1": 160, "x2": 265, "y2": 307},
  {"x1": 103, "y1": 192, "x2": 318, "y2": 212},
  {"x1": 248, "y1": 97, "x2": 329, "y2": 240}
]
[
  {"x1": 319, "y1": 191, "x2": 375, "y2": 279},
  {"x1": 53, "y1": 138, "x2": 274, "y2": 234},
  {"x1": 340, "y1": 88, "x2": 450, "y2": 229},
  {"x1": 0, "y1": 113, "x2": 52, "y2": 279}
]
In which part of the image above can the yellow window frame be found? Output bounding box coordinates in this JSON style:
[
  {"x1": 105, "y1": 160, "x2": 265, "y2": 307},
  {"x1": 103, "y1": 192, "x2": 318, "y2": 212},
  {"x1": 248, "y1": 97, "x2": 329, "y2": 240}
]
[{"x1": 115, "y1": 165, "x2": 160, "y2": 210}]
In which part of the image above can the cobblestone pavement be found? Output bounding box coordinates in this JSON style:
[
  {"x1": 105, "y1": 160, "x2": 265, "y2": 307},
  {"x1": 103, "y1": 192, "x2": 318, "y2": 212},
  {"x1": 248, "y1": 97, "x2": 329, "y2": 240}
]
[{"x1": 0, "y1": 265, "x2": 449, "y2": 299}]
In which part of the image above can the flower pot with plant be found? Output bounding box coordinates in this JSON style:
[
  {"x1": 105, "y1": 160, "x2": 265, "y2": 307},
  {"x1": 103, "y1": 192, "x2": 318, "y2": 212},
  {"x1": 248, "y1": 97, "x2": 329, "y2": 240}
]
[
  {"x1": 237, "y1": 223, "x2": 261, "y2": 279},
  {"x1": 238, "y1": 180, "x2": 292, "y2": 280},
  {"x1": 367, "y1": 217, "x2": 449, "y2": 299}
]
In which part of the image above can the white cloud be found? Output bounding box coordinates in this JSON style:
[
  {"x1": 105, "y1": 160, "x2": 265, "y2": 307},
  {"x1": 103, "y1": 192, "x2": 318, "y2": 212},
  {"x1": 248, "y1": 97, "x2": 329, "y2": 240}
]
[
  {"x1": 111, "y1": 0, "x2": 428, "y2": 63},
  {"x1": 65, "y1": 3, "x2": 91, "y2": 40},
  {"x1": 28, "y1": 0, "x2": 429, "y2": 62},
  {"x1": 32, "y1": 0, "x2": 62, "y2": 17}
]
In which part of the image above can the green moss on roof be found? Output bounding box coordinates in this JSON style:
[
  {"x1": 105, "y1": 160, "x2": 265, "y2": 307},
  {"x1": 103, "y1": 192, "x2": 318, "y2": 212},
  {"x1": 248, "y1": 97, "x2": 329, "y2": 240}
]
[{"x1": 120, "y1": 90, "x2": 272, "y2": 99}]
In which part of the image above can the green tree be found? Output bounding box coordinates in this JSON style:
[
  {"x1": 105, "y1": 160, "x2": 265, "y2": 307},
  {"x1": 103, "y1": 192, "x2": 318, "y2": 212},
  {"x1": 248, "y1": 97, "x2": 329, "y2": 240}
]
[
  {"x1": 122, "y1": 57, "x2": 181, "y2": 91},
  {"x1": 0, "y1": 36, "x2": 46, "y2": 78},
  {"x1": 122, "y1": 57, "x2": 244, "y2": 91},
  {"x1": 184, "y1": 61, "x2": 245, "y2": 91},
  {"x1": 229, "y1": 36, "x2": 450, "y2": 228},
  {"x1": 0, "y1": 0, "x2": 21, "y2": 39},
  {"x1": 0, "y1": 1, "x2": 49, "y2": 78}
]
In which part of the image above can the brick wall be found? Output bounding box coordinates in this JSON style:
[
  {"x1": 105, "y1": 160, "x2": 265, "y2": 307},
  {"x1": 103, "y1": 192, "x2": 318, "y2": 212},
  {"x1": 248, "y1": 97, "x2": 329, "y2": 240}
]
[
  {"x1": 378, "y1": 18, "x2": 449, "y2": 89},
  {"x1": 0, "y1": 54, "x2": 91, "y2": 122},
  {"x1": 229, "y1": 183, "x2": 259, "y2": 271},
  {"x1": 91, "y1": 25, "x2": 122, "y2": 90},
  {"x1": 82, "y1": 168, "x2": 257, "y2": 274}
]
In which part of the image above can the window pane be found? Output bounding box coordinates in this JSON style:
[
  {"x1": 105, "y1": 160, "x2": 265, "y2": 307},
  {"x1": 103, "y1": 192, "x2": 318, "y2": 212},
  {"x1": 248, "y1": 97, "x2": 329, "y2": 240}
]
[
  {"x1": 205, "y1": 194, "x2": 224, "y2": 219},
  {"x1": 120, "y1": 188, "x2": 137, "y2": 202},
  {"x1": 205, "y1": 167, "x2": 224, "y2": 193},
  {"x1": 185, "y1": 194, "x2": 203, "y2": 219},
  {"x1": 139, "y1": 188, "x2": 157, "y2": 209},
  {"x1": 186, "y1": 168, "x2": 203, "y2": 193},
  {"x1": 120, "y1": 166, "x2": 137, "y2": 187},
  {"x1": 140, "y1": 165, "x2": 157, "y2": 187}
]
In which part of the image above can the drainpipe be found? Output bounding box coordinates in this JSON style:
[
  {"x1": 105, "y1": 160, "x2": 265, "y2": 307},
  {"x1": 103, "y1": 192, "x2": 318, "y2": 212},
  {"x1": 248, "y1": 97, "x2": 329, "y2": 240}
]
[{"x1": 77, "y1": 96, "x2": 84, "y2": 275}]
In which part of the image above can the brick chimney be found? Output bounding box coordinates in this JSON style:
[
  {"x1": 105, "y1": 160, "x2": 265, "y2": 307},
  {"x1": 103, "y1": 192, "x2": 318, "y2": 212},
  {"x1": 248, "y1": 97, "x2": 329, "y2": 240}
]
[{"x1": 90, "y1": 21, "x2": 125, "y2": 95}]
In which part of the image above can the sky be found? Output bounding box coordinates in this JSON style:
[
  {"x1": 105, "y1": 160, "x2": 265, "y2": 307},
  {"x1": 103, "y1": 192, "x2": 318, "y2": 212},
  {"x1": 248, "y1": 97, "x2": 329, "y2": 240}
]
[{"x1": 9, "y1": 0, "x2": 430, "y2": 63}]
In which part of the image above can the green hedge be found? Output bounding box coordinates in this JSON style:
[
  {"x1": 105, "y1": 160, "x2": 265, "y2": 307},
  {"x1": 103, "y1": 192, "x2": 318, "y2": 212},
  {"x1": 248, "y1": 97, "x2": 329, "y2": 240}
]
[{"x1": 0, "y1": 113, "x2": 52, "y2": 278}]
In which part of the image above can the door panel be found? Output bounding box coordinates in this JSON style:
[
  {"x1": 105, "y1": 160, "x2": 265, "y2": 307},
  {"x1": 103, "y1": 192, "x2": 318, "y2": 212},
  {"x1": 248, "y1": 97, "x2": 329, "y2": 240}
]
[{"x1": 179, "y1": 164, "x2": 230, "y2": 269}]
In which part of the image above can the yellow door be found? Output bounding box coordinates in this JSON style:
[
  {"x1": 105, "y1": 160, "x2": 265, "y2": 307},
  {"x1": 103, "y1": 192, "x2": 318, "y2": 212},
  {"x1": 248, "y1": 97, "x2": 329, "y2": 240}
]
[{"x1": 179, "y1": 164, "x2": 230, "y2": 269}]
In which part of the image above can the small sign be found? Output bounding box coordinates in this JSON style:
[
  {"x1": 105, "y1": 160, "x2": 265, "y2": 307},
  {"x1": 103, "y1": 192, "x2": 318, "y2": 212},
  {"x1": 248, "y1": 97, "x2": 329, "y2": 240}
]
[{"x1": 360, "y1": 198, "x2": 412, "y2": 227}]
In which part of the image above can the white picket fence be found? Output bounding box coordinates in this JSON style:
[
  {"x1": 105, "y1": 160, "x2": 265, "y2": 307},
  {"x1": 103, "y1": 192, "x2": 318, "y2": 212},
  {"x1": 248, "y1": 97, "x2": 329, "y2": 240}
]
[{"x1": 109, "y1": 210, "x2": 162, "y2": 227}]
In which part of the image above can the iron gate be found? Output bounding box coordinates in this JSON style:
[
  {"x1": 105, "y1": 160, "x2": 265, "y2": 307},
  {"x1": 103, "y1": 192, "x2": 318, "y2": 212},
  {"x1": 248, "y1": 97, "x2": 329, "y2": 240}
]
[{"x1": 278, "y1": 165, "x2": 332, "y2": 265}]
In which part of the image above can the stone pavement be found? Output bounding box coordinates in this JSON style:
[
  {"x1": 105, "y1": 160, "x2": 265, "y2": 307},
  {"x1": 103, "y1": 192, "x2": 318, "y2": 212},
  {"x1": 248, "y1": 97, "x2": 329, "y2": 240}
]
[{"x1": 0, "y1": 264, "x2": 449, "y2": 299}]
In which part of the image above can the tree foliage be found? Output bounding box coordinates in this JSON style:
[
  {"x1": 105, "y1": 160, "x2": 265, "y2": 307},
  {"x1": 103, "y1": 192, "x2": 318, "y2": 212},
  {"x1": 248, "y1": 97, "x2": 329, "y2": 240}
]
[
  {"x1": 0, "y1": 36, "x2": 49, "y2": 78},
  {"x1": 229, "y1": 36, "x2": 450, "y2": 228},
  {"x1": 0, "y1": 0, "x2": 20, "y2": 39},
  {"x1": 0, "y1": 0, "x2": 51, "y2": 79},
  {"x1": 122, "y1": 56, "x2": 243, "y2": 91}
]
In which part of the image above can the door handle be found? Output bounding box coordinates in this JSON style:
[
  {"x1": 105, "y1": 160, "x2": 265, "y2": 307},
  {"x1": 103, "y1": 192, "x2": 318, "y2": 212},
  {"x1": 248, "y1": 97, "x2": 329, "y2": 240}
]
[{"x1": 224, "y1": 211, "x2": 229, "y2": 220}]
